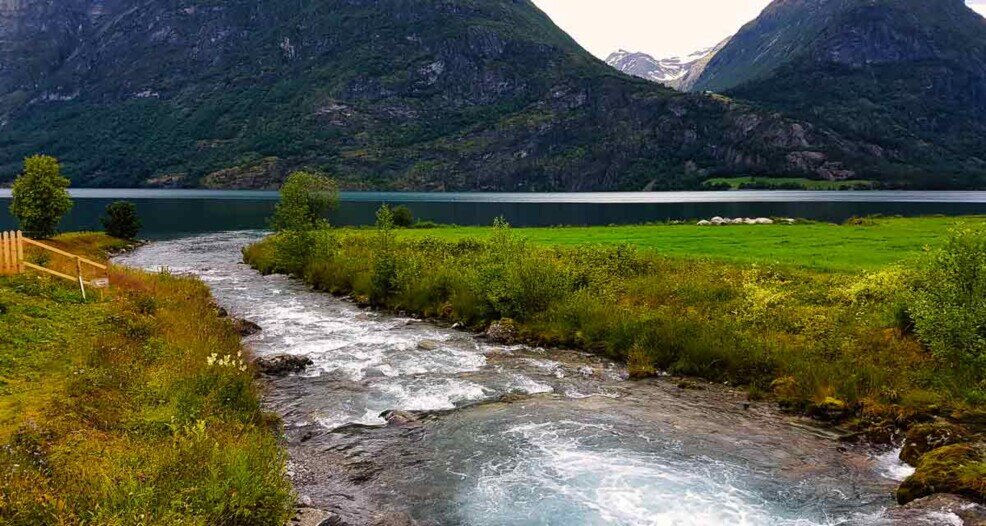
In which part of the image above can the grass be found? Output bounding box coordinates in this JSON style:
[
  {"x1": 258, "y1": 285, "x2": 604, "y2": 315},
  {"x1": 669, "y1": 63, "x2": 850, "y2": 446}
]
[
  {"x1": 704, "y1": 176, "x2": 878, "y2": 190},
  {"x1": 244, "y1": 219, "x2": 986, "y2": 429},
  {"x1": 390, "y1": 216, "x2": 979, "y2": 272},
  {"x1": 0, "y1": 233, "x2": 293, "y2": 525}
]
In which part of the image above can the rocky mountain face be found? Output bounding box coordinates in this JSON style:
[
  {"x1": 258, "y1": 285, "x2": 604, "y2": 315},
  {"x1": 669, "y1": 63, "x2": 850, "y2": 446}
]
[
  {"x1": 689, "y1": 0, "x2": 986, "y2": 187},
  {"x1": 0, "y1": 0, "x2": 978, "y2": 189}
]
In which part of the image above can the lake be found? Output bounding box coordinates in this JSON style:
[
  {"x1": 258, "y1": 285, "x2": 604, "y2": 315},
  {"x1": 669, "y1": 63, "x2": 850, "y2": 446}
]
[{"x1": 1, "y1": 189, "x2": 985, "y2": 238}]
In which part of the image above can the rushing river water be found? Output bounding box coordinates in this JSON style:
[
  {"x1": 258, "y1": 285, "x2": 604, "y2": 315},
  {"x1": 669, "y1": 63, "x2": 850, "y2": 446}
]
[
  {"x1": 2, "y1": 189, "x2": 986, "y2": 237},
  {"x1": 117, "y1": 232, "x2": 935, "y2": 525}
]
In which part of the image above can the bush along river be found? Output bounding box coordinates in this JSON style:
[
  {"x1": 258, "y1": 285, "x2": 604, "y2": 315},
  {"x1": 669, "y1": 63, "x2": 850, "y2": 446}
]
[{"x1": 116, "y1": 232, "x2": 982, "y2": 526}]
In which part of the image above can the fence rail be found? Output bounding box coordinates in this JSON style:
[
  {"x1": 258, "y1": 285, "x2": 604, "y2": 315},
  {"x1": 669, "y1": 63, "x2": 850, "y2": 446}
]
[{"x1": 0, "y1": 230, "x2": 109, "y2": 299}]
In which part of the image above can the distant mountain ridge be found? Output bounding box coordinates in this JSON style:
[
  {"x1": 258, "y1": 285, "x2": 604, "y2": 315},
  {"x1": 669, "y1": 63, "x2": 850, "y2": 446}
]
[
  {"x1": 605, "y1": 38, "x2": 733, "y2": 92},
  {"x1": 605, "y1": 47, "x2": 713, "y2": 89}
]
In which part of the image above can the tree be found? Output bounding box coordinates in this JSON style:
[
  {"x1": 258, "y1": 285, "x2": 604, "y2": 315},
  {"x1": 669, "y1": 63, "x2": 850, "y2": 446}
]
[
  {"x1": 270, "y1": 171, "x2": 338, "y2": 232},
  {"x1": 392, "y1": 205, "x2": 414, "y2": 228},
  {"x1": 101, "y1": 201, "x2": 142, "y2": 240},
  {"x1": 10, "y1": 155, "x2": 73, "y2": 238}
]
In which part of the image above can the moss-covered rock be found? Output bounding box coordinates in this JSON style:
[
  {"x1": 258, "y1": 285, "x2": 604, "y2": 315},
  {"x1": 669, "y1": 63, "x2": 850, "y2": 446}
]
[
  {"x1": 808, "y1": 397, "x2": 851, "y2": 422},
  {"x1": 897, "y1": 443, "x2": 986, "y2": 505},
  {"x1": 900, "y1": 421, "x2": 971, "y2": 466}
]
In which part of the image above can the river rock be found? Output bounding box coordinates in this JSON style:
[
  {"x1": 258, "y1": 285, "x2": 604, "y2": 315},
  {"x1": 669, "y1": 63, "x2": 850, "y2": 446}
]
[
  {"x1": 233, "y1": 318, "x2": 262, "y2": 336},
  {"x1": 254, "y1": 354, "x2": 313, "y2": 376},
  {"x1": 897, "y1": 442, "x2": 986, "y2": 505},
  {"x1": 485, "y1": 319, "x2": 518, "y2": 343},
  {"x1": 884, "y1": 494, "x2": 986, "y2": 525},
  {"x1": 382, "y1": 410, "x2": 418, "y2": 426},
  {"x1": 807, "y1": 397, "x2": 850, "y2": 422},
  {"x1": 577, "y1": 366, "x2": 594, "y2": 378},
  {"x1": 417, "y1": 340, "x2": 440, "y2": 351},
  {"x1": 901, "y1": 421, "x2": 971, "y2": 466}
]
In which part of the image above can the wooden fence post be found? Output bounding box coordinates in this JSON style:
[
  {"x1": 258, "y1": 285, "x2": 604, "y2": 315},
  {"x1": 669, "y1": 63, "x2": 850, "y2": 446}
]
[
  {"x1": 75, "y1": 256, "x2": 86, "y2": 301},
  {"x1": 16, "y1": 231, "x2": 23, "y2": 272}
]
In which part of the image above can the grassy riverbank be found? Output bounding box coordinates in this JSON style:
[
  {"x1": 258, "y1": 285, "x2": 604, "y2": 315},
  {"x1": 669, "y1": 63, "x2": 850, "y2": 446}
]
[
  {"x1": 0, "y1": 234, "x2": 293, "y2": 524},
  {"x1": 374, "y1": 216, "x2": 976, "y2": 272},
  {"x1": 245, "y1": 217, "x2": 985, "y2": 424}
]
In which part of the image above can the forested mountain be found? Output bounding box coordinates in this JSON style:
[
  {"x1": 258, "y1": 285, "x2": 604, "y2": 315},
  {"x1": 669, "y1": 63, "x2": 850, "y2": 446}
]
[
  {"x1": 0, "y1": 0, "x2": 981, "y2": 189},
  {"x1": 688, "y1": 0, "x2": 986, "y2": 188}
]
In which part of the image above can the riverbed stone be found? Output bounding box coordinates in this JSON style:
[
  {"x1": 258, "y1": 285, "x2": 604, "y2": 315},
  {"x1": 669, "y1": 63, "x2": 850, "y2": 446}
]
[
  {"x1": 485, "y1": 318, "x2": 518, "y2": 343},
  {"x1": 901, "y1": 421, "x2": 971, "y2": 466},
  {"x1": 233, "y1": 318, "x2": 262, "y2": 336},
  {"x1": 897, "y1": 442, "x2": 986, "y2": 505},
  {"x1": 807, "y1": 397, "x2": 850, "y2": 422},
  {"x1": 417, "y1": 340, "x2": 440, "y2": 351},
  {"x1": 255, "y1": 354, "x2": 313, "y2": 376},
  {"x1": 884, "y1": 494, "x2": 986, "y2": 525},
  {"x1": 382, "y1": 410, "x2": 418, "y2": 426}
]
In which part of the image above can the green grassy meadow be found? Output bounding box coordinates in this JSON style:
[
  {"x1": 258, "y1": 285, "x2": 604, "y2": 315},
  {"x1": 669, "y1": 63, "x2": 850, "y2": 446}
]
[{"x1": 388, "y1": 216, "x2": 981, "y2": 271}]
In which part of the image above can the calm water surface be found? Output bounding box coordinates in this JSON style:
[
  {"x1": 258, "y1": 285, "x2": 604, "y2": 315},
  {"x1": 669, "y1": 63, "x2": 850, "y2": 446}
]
[{"x1": 1, "y1": 189, "x2": 984, "y2": 238}]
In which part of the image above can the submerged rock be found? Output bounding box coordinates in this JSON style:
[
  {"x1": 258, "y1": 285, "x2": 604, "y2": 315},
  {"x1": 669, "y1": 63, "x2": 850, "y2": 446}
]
[
  {"x1": 897, "y1": 442, "x2": 986, "y2": 505},
  {"x1": 901, "y1": 421, "x2": 971, "y2": 466},
  {"x1": 254, "y1": 354, "x2": 313, "y2": 376},
  {"x1": 233, "y1": 318, "x2": 262, "y2": 337},
  {"x1": 884, "y1": 494, "x2": 986, "y2": 525},
  {"x1": 417, "y1": 340, "x2": 440, "y2": 351},
  {"x1": 382, "y1": 410, "x2": 418, "y2": 426}
]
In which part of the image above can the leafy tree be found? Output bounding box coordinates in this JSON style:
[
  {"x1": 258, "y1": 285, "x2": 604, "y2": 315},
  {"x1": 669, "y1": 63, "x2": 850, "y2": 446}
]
[
  {"x1": 371, "y1": 204, "x2": 398, "y2": 303},
  {"x1": 910, "y1": 227, "x2": 986, "y2": 369},
  {"x1": 101, "y1": 201, "x2": 142, "y2": 240},
  {"x1": 392, "y1": 205, "x2": 414, "y2": 228},
  {"x1": 9, "y1": 155, "x2": 73, "y2": 238},
  {"x1": 270, "y1": 171, "x2": 338, "y2": 232}
]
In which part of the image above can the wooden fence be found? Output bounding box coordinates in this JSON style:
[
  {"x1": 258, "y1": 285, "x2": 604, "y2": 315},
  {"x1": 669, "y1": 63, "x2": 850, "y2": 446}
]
[{"x1": 0, "y1": 230, "x2": 109, "y2": 299}]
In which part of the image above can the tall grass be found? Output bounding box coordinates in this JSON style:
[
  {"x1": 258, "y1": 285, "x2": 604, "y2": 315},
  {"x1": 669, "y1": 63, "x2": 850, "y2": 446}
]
[
  {"x1": 244, "y1": 223, "x2": 985, "y2": 420},
  {"x1": 0, "y1": 235, "x2": 293, "y2": 525}
]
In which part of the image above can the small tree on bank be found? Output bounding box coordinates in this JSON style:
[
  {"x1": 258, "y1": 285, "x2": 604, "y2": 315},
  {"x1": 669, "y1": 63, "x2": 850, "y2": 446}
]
[
  {"x1": 101, "y1": 201, "x2": 142, "y2": 240},
  {"x1": 271, "y1": 171, "x2": 338, "y2": 232},
  {"x1": 10, "y1": 155, "x2": 73, "y2": 238},
  {"x1": 392, "y1": 205, "x2": 414, "y2": 228}
]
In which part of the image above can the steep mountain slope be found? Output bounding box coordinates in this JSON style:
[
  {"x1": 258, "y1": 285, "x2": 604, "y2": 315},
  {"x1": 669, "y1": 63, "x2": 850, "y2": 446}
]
[
  {"x1": 0, "y1": 0, "x2": 848, "y2": 190},
  {"x1": 691, "y1": 0, "x2": 986, "y2": 187}
]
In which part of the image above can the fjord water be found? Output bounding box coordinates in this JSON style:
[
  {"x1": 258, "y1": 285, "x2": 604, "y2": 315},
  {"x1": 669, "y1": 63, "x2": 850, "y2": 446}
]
[
  {"x1": 116, "y1": 231, "x2": 918, "y2": 525},
  {"x1": 2, "y1": 189, "x2": 986, "y2": 237}
]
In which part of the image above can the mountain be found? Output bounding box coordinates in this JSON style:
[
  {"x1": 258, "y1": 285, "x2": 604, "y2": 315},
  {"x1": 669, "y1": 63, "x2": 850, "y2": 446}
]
[
  {"x1": 606, "y1": 47, "x2": 713, "y2": 89},
  {"x1": 0, "y1": 0, "x2": 980, "y2": 190},
  {"x1": 0, "y1": 0, "x2": 855, "y2": 191},
  {"x1": 689, "y1": 0, "x2": 986, "y2": 188},
  {"x1": 606, "y1": 38, "x2": 732, "y2": 92}
]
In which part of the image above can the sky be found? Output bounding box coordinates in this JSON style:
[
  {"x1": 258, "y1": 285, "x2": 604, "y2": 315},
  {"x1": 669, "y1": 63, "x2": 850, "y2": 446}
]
[{"x1": 533, "y1": 0, "x2": 986, "y2": 60}]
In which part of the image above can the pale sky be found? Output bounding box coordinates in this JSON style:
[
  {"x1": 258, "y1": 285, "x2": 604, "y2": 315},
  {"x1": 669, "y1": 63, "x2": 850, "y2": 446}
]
[{"x1": 534, "y1": 0, "x2": 986, "y2": 60}]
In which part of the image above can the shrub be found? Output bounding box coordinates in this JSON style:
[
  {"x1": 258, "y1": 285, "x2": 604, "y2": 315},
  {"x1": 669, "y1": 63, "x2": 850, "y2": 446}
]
[
  {"x1": 9, "y1": 155, "x2": 73, "y2": 238},
  {"x1": 101, "y1": 200, "x2": 142, "y2": 239},
  {"x1": 909, "y1": 227, "x2": 986, "y2": 369},
  {"x1": 392, "y1": 205, "x2": 414, "y2": 228},
  {"x1": 270, "y1": 171, "x2": 338, "y2": 232}
]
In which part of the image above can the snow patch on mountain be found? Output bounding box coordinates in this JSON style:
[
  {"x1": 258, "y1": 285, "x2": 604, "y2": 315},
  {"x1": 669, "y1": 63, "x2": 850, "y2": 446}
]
[{"x1": 606, "y1": 47, "x2": 714, "y2": 87}]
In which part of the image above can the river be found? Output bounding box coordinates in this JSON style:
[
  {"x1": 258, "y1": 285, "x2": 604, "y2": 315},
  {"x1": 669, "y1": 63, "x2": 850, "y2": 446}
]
[
  {"x1": 3, "y1": 189, "x2": 986, "y2": 237},
  {"x1": 117, "y1": 231, "x2": 938, "y2": 525}
]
